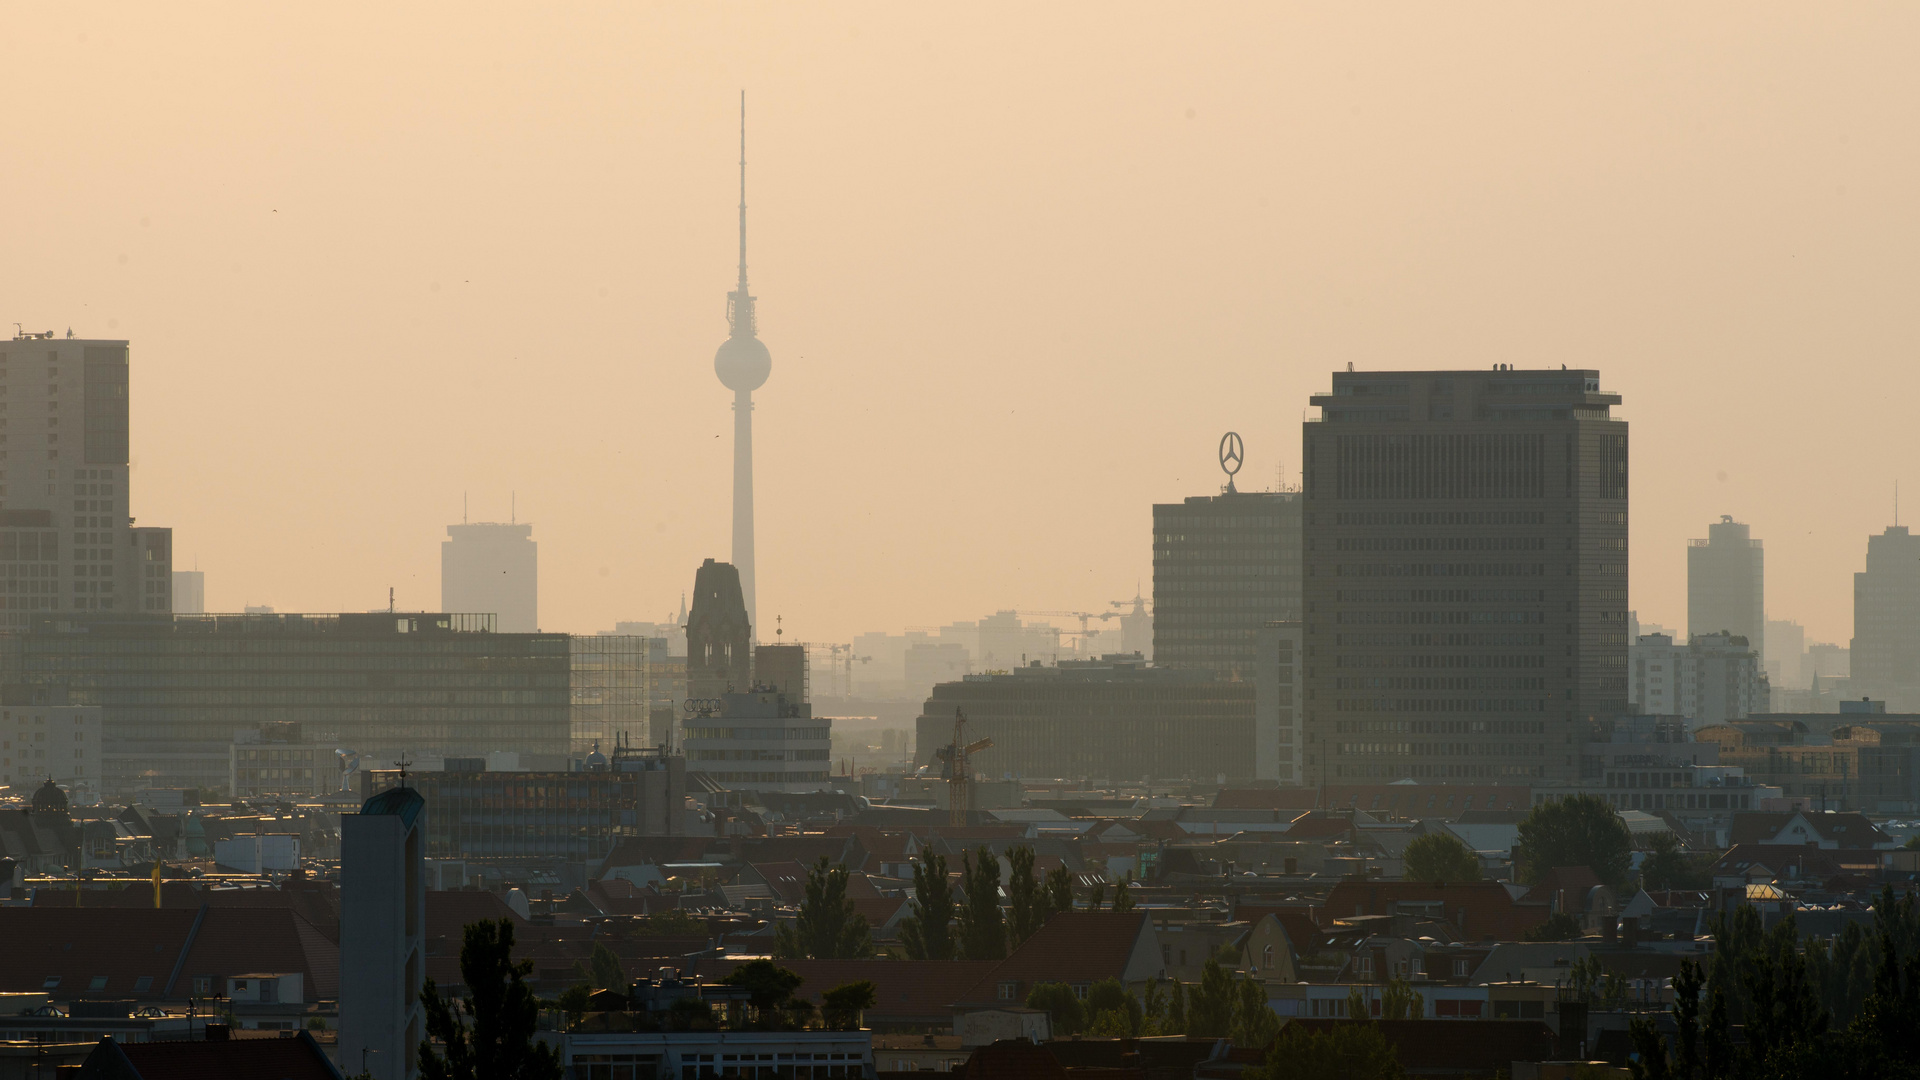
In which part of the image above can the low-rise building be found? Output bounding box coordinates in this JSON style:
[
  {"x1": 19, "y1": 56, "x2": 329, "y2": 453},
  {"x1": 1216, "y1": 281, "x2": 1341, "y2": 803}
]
[
  {"x1": 1629, "y1": 632, "x2": 1766, "y2": 725},
  {"x1": 682, "y1": 690, "x2": 831, "y2": 793}
]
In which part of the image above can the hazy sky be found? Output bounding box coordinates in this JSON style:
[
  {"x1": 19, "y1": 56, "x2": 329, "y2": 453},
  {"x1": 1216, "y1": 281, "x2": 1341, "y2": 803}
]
[{"x1": 4, "y1": 5, "x2": 1916, "y2": 647}]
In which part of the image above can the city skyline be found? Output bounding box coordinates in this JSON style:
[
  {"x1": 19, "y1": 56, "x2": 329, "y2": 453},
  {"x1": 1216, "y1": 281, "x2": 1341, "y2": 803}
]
[{"x1": 3, "y1": 6, "x2": 1917, "y2": 645}]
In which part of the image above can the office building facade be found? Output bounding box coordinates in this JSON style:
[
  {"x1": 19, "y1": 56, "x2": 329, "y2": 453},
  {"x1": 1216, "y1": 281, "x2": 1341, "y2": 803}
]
[
  {"x1": 570, "y1": 635, "x2": 653, "y2": 757},
  {"x1": 0, "y1": 705, "x2": 102, "y2": 794},
  {"x1": 1301, "y1": 367, "x2": 1629, "y2": 787},
  {"x1": 340, "y1": 785, "x2": 426, "y2": 1080},
  {"x1": 441, "y1": 522, "x2": 537, "y2": 632},
  {"x1": 0, "y1": 333, "x2": 172, "y2": 625},
  {"x1": 230, "y1": 722, "x2": 342, "y2": 798},
  {"x1": 916, "y1": 659, "x2": 1256, "y2": 783},
  {"x1": 171, "y1": 570, "x2": 205, "y2": 614},
  {"x1": 0, "y1": 611, "x2": 569, "y2": 795},
  {"x1": 681, "y1": 689, "x2": 831, "y2": 792},
  {"x1": 1254, "y1": 621, "x2": 1304, "y2": 784},
  {"x1": 1628, "y1": 631, "x2": 1764, "y2": 726},
  {"x1": 1688, "y1": 516, "x2": 1764, "y2": 657},
  {"x1": 1152, "y1": 492, "x2": 1303, "y2": 680},
  {"x1": 1854, "y1": 525, "x2": 1920, "y2": 709}
]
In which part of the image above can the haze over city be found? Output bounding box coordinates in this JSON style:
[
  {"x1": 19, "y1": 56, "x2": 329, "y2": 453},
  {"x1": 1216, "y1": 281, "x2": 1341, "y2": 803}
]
[{"x1": 4, "y1": 4, "x2": 1916, "y2": 645}]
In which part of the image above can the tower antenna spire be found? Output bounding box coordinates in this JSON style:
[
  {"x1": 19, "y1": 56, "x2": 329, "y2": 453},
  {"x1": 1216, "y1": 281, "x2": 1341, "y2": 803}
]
[{"x1": 739, "y1": 90, "x2": 748, "y2": 294}]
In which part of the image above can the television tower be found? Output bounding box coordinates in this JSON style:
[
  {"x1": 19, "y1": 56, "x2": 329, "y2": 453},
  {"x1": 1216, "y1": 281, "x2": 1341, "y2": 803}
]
[{"x1": 713, "y1": 92, "x2": 771, "y2": 638}]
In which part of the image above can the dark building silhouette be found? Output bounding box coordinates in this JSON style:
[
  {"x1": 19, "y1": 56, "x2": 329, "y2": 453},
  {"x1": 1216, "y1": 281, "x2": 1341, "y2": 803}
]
[
  {"x1": 1152, "y1": 491, "x2": 1303, "y2": 680},
  {"x1": 1301, "y1": 367, "x2": 1629, "y2": 788},
  {"x1": 1854, "y1": 525, "x2": 1920, "y2": 709},
  {"x1": 686, "y1": 559, "x2": 752, "y2": 700}
]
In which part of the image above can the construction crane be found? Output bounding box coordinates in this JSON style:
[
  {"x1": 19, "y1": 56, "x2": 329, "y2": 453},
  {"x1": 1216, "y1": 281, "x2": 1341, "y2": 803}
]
[{"x1": 933, "y1": 708, "x2": 992, "y2": 826}]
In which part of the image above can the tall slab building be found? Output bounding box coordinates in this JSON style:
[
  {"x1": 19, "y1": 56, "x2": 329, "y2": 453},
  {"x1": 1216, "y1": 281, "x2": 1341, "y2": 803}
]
[
  {"x1": 1688, "y1": 515, "x2": 1764, "y2": 656},
  {"x1": 1853, "y1": 525, "x2": 1920, "y2": 707},
  {"x1": 1301, "y1": 367, "x2": 1628, "y2": 787},
  {"x1": 0, "y1": 332, "x2": 172, "y2": 624},
  {"x1": 441, "y1": 521, "x2": 537, "y2": 632},
  {"x1": 1152, "y1": 490, "x2": 1304, "y2": 680}
]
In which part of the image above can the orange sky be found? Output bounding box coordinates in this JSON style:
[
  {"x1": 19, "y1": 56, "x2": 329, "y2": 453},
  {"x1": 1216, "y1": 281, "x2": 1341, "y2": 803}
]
[{"x1": 3, "y1": 5, "x2": 1915, "y2": 646}]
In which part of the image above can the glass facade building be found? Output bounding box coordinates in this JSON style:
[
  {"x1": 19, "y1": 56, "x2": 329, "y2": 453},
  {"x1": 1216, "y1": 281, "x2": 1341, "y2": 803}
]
[
  {"x1": 1152, "y1": 492, "x2": 1303, "y2": 681},
  {"x1": 0, "y1": 611, "x2": 570, "y2": 795}
]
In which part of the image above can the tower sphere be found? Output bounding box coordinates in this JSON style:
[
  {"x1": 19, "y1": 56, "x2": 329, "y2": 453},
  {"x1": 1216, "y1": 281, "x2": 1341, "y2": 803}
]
[{"x1": 715, "y1": 334, "x2": 771, "y2": 392}]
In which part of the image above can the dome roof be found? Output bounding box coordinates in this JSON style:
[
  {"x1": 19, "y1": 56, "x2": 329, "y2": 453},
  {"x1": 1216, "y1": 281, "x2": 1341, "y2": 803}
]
[
  {"x1": 31, "y1": 779, "x2": 67, "y2": 813},
  {"x1": 714, "y1": 334, "x2": 771, "y2": 392},
  {"x1": 585, "y1": 741, "x2": 609, "y2": 772}
]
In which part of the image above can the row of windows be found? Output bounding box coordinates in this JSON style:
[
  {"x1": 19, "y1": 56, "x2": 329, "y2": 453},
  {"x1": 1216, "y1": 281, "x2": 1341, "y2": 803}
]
[
  {"x1": 1336, "y1": 611, "x2": 1544, "y2": 625},
  {"x1": 1333, "y1": 563, "x2": 1547, "y2": 578},
  {"x1": 682, "y1": 726, "x2": 830, "y2": 741},
  {"x1": 1333, "y1": 633, "x2": 1547, "y2": 646},
  {"x1": 1334, "y1": 654, "x2": 1547, "y2": 669},
  {"x1": 1331, "y1": 511, "x2": 1547, "y2": 526},
  {"x1": 1334, "y1": 588, "x2": 1546, "y2": 603},
  {"x1": 1336, "y1": 742, "x2": 1545, "y2": 758},
  {"x1": 1333, "y1": 536, "x2": 1548, "y2": 552},
  {"x1": 1335, "y1": 676, "x2": 1547, "y2": 691},
  {"x1": 688, "y1": 748, "x2": 830, "y2": 762},
  {"x1": 1330, "y1": 719, "x2": 1548, "y2": 735},
  {"x1": 1328, "y1": 434, "x2": 1547, "y2": 499},
  {"x1": 1333, "y1": 697, "x2": 1547, "y2": 712}
]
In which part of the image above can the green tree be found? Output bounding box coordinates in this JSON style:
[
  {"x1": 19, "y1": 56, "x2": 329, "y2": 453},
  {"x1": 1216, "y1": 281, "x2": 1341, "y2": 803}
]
[
  {"x1": 1044, "y1": 864, "x2": 1075, "y2": 915},
  {"x1": 1515, "y1": 794, "x2": 1632, "y2": 887},
  {"x1": 773, "y1": 857, "x2": 875, "y2": 960},
  {"x1": 1234, "y1": 972, "x2": 1281, "y2": 1047},
  {"x1": 1088, "y1": 883, "x2": 1106, "y2": 910},
  {"x1": 1379, "y1": 978, "x2": 1424, "y2": 1021},
  {"x1": 1524, "y1": 912, "x2": 1586, "y2": 942},
  {"x1": 1403, "y1": 833, "x2": 1483, "y2": 884},
  {"x1": 418, "y1": 918, "x2": 563, "y2": 1080},
  {"x1": 957, "y1": 847, "x2": 1007, "y2": 961},
  {"x1": 1243, "y1": 1021, "x2": 1406, "y2": 1080},
  {"x1": 1087, "y1": 978, "x2": 1143, "y2": 1037},
  {"x1": 899, "y1": 851, "x2": 956, "y2": 961},
  {"x1": 1113, "y1": 877, "x2": 1136, "y2": 912},
  {"x1": 1142, "y1": 978, "x2": 1177, "y2": 1035},
  {"x1": 556, "y1": 984, "x2": 593, "y2": 1029},
  {"x1": 1006, "y1": 846, "x2": 1047, "y2": 948},
  {"x1": 1187, "y1": 959, "x2": 1238, "y2": 1036},
  {"x1": 1639, "y1": 834, "x2": 1709, "y2": 891},
  {"x1": 821, "y1": 980, "x2": 876, "y2": 1031},
  {"x1": 575, "y1": 942, "x2": 625, "y2": 991},
  {"x1": 720, "y1": 960, "x2": 807, "y2": 1030},
  {"x1": 1027, "y1": 982, "x2": 1086, "y2": 1035}
]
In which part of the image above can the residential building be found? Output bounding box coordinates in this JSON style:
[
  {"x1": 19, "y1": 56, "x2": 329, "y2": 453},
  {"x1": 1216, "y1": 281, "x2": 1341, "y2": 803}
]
[
  {"x1": 687, "y1": 560, "x2": 752, "y2": 700},
  {"x1": 1302, "y1": 367, "x2": 1629, "y2": 787},
  {"x1": 1152, "y1": 490, "x2": 1303, "y2": 679},
  {"x1": 1629, "y1": 632, "x2": 1766, "y2": 725},
  {"x1": 0, "y1": 705, "x2": 101, "y2": 793},
  {"x1": 682, "y1": 689, "x2": 831, "y2": 792},
  {"x1": 1854, "y1": 525, "x2": 1920, "y2": 709},
  {"x1": 362, "y1": 747, "x2": 685, "y2": 866},
  {"x1": 441, "y1": 521, "x2": 537, "y2": 632},
  {"x1": 170, "y1": 570, "x2": 204, "y2": 614},
  {"x1": 0, "y1": 611, "x2": 570, "y2": 796},
  {"x1": 571, "y1": 635, "x2": 653, "y2": 757},
  {"x1": 0, "y1": 332, "x2": 173, "y2": 624},
  {"x1": 1688, "y1": 515, "x2": 1765, "y2": 658},
  {"x1": 229, "y1": 722, "x2": 341, "y2": 798},
  {"x1": 1697, "y1": 719, "x2": 1920, "y2": 812},
  {"x1": 1254, "y1": 621, "x2": 1304, "y2": 784},
  {"x1": 340, "y1": 784, "x2": 427, "y2": 1080},
  {"x1": 915, "y1": 658, "x2": 1254, "y2": 783}
]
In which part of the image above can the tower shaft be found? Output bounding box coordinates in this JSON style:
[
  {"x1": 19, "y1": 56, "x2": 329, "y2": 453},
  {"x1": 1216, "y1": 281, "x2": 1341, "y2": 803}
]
[{"x1": 732, "y1": 389, "x2": 757, "y2": 636}]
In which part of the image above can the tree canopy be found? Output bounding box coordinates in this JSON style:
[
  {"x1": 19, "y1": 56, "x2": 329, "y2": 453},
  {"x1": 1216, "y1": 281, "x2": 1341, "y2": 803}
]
[
  {"x1": 1244, "y1": 1021, "x2": 1406, "y2": 1080},
  {"x1": 419, "y1": 918, "x2": 563, "y2": 1080},
  {"x1": 899, "y1": 851, "x2": 955, "y2": 961},
  {"x1": 1515, "y1": 793, "x2": 1631, "y2": 887},
  {"x1": 1403, "y1": 832, "x2": 1483, "y2": 884},
  {"x1": 773, "y1": 857, "x2": 875, "y2": 960},
  {"x1": 957, "y1": 846, "x2": 1007, "y2": 961}
]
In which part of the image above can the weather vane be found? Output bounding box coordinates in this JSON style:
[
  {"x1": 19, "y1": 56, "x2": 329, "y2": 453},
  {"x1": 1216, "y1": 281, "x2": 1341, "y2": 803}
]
[{"x1": 1219, "y1": 432, "x2": 1244, "y2": 494}]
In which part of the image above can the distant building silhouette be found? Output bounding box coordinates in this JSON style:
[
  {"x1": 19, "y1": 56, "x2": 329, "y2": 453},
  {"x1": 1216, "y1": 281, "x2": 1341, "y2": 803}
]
[
  {"x1": 1301, "y1": 366, "x2": 1630, "y2": 788},
  {"x1": 0, "y1": 332, "x2": 172, "y2": 623},
  {"x1": 441, "y1": 522, "x2": 537, "y2": 632},
  {"x1": 170, "y1": 570, "x2": 205, "y2": 614},
  {"x1": 1853, "y1": 525, "x2": 1920, "y2": 707},
  {"x1": 713, "y1": 97, "x2": 772, "y2": 636},
  {"x1": 1688, "y1": 515, "x2": 1765, "y2": 660},
  {"x1": 686, "y1": 559, "x2": 752, "y2": 700}
]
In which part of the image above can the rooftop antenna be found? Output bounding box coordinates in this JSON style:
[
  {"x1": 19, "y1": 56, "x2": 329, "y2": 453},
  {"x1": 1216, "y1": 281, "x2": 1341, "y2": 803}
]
[
  {"x1": 512, "y1": 492, "x2": 516, "y2": 524},
  {"x1": 394, "y1": 753, "x2": 413, "y2": 788},
  {"x1": 464, "y1": 492, "x2": 468, "y2": 525},
  {"x1": 388, "y1": 587, "x2": 394, "y2": 614}
]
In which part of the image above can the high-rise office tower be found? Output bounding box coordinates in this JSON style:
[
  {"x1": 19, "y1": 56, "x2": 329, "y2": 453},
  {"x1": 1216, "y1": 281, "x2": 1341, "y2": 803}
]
[
  {"x1": 713, "y1": 96, "x2": 772, "y2": 637},
  {"x1": 441, "y1": 522, "x2": 536, "y2": 632},
  {"x1": 0, "y1": 331, "x2": 171, "y2": 625},
  {"x1": 1301, "y1": 367, "x2": 1629, "y2": 787},
  {"x1": 1152, "y1": 490, "x2": 1303, "y2": 679},
  {"x1": 1688, "y1": 515, "x2": 1764, "y2": 658},
  {"x1": 171, "y1": 569, "x2": 205, "y2": 614},
  {"x1": 1853, "y1": 525, "x2": 1920, "y2": 705}
]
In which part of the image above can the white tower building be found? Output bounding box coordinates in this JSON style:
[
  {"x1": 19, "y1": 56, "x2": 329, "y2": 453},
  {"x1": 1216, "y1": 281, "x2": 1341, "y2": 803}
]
[
  {"x1": 713, "y1": 94, "x2": 771, "y2": 639},
  {"x1": 339, "y1": 785, "x2": 426, "y2": 1080}
]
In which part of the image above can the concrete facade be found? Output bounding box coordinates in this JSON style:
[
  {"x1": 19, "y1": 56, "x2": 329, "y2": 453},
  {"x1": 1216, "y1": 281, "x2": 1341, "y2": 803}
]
[
  {"x1": 340, "y1": 785, "x2": 426, "y2": 1080},
  {"x1": 1688, "y1": 516, "x2": 1765, "y2": 660},
  {"x1": 441, "y1": 522, "x2": 537, "y2": 633}
]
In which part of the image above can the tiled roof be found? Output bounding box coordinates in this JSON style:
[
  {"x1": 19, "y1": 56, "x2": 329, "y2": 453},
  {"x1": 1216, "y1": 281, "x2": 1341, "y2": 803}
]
[
  {"x1": 1322, "y1": 880, "x2": 1547, "y2": 941},
  {"x1": 1710, "y1": 844, "x2": 1849, "y2": 881},
  {"x1": 426, "y1": 890, "x2": 524, "y2": 942},
  {"x1": 78, "y1": 1029, "x2": 342, "y2": 1079},
  {"x1": 960, "y1": 911, "x2": 1159, "y2": 1004},
  {"x1": 0, "y1": 907, "x2": 336, "y2": 1001},
  {"x1": 953, "y1": 1039, "x2": 1069, "y2": 1080}
]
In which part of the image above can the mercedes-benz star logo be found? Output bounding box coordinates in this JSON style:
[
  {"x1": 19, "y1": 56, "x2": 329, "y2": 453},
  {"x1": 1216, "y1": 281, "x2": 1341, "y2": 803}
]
[{"x1": 1219, "y1": 431, "x2": 1244, "y2": 478}]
